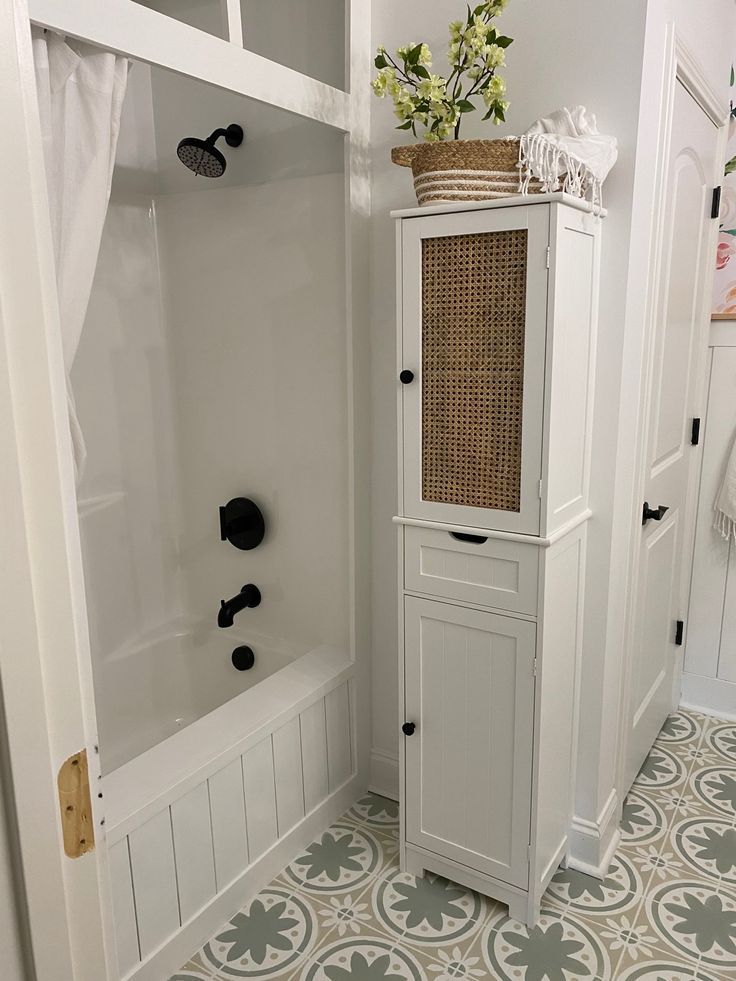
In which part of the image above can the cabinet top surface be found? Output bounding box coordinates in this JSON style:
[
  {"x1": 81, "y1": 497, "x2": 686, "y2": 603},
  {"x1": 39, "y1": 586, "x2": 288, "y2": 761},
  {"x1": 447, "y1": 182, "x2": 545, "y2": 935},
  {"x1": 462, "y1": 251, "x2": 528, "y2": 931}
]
[{"x1": 391, "y1": 191, "x2": 606, "y2": 221}]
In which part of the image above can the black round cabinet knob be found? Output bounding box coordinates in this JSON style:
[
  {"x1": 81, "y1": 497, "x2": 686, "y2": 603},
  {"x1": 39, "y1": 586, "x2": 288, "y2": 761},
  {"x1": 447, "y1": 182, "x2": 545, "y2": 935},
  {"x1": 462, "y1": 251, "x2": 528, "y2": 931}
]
[
  {"x1": 232, "y1": 646, "x2": 255, "y2": 671},
  {"x1": 399, "y1": 370, "x2": 415, "y2": 384},
  {"x1": 402, "y1": 721, "x2": 416, "y2": 736}
]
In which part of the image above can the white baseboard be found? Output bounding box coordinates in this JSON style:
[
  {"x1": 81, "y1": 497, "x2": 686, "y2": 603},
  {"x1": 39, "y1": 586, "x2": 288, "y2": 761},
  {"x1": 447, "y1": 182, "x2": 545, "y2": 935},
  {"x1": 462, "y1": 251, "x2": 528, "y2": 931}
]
[
  {"x1": 126, "y1": 775, "x2": 364, "y2": 981},
  {"x1": 567, "y1": 788, "x2": 620, "y2": 879},
  {"x1": 680, "y1": 674, "x2": 736, "y2": 722},
  {"x1": 369, "y1": 749, "x2": 399, "y2": 801}
]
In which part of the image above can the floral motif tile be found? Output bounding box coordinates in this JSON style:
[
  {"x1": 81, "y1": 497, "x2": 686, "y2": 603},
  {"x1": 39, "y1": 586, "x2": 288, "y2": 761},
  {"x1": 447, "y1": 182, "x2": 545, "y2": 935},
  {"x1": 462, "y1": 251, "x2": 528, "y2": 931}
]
[
  {"x1": 669, "y1": 814, "x2": 736, "y2": 888},
  {"x1": 632, "y1": 745, "x2": 689, "y2": 794},
  {"x1": 171, "y1": 708, "x2": 736, "y2": 981},
  {"x1": 644, "y1": 879, "x2": 736, "y2": 971},
  {"x1": 545, "y1": 852, "x2": 642, "y2": 918},
  {"x1": 482, "y1": 908, "x2": 612, "y2": 980}
]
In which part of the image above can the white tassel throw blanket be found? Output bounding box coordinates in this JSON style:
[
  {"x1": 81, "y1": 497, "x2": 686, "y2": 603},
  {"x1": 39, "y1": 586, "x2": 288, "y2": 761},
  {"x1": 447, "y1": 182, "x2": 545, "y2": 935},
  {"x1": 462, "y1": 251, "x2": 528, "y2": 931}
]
[
  {"x1": 714, "y1": 434, "x2": 736, "y2": 543},
  {"x1": 519, "y1": 105, "x2": 618, "y2": 208}
]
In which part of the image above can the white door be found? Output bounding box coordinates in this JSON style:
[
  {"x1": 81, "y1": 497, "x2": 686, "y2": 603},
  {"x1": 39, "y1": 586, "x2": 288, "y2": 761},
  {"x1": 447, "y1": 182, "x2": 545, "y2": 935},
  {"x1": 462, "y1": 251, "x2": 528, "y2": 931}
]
[
  {"x1": 400, "y1": 205, "x2": 549, "y2": 534},
  {"x1": 624, "y1": 80, "x2": 721, "y2": 791},
  {"x1": 403, "y1": 596, "x2": 535, "y2": 888}
]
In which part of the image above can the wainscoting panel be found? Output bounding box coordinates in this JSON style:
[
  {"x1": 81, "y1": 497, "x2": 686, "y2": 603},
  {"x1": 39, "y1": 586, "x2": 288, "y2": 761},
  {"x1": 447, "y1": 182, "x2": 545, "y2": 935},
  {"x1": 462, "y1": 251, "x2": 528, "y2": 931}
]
[
  {"x1": 108, "y1": 680, "x2": 356, "y2": 979},
  {"x1": 170, "y1": 783, "x2": 216, "y2": 923}
]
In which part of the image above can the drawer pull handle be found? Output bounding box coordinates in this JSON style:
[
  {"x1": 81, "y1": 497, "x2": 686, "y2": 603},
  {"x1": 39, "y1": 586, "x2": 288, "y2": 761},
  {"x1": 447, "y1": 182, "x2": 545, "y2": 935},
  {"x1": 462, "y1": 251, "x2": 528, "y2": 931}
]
[{"x1": 450, "y1": 532, "x2": 488, "y2": 545}]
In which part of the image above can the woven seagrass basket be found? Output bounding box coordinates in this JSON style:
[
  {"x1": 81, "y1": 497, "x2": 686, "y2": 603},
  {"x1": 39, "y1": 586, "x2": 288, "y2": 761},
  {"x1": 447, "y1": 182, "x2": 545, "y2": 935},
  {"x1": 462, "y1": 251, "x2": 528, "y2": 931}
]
[{"x1": 391, "y1": 137, "x2": 543, "y2": 206}]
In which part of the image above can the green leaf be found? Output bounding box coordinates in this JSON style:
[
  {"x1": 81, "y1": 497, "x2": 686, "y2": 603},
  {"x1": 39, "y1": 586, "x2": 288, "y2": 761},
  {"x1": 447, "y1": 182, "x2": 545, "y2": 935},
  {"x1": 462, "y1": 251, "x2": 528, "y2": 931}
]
[
  {"x1": 723, "y1": 227, "x2": 736, "y2": 236},
  {"x1": 396, "y1": 120, "x2": 413, "y2": 130},
  {"x1": 495, "y1": 35, "x2": 514, "y2": 47},
  {"x1": 413, "y1": 64, "x2": 430, "y2": 79},
  {"x1": 482, "y1": 107, "x2": 494, "y2": 121},
  {"x1": 494, "y1": 106, "x2": 506, "y2": 122},
  {"x1": 473, "y1": 3, "x2": 487, "y2": 14},
  {"x1": 731, "y1": 64, "x2": 735, "y2": 87},
  {"x1": 374, "y1": 54, "x2": 387, "y2": 69},
  {"x1": 725, "y1": 155, "x2": 736, "y2": 175},
  {"x1": 457, "y1": 99, "x2": 476, "y2": 112},
  {"x1": 407, "y1": 43, "x2": 423, "y2": 65}
]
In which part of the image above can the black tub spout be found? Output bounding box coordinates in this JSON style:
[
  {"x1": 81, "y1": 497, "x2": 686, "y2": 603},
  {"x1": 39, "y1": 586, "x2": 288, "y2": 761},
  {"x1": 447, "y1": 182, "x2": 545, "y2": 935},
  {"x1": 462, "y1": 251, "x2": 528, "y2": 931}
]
[{"x1": 218, "y1": 584, "x2": 261, "y2": 628}]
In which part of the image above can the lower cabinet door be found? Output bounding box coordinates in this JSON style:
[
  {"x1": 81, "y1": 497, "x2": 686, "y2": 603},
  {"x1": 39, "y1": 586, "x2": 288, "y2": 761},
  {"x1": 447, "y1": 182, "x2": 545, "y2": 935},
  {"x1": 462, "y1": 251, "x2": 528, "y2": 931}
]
[{"x1": 404, "y1": 596, "x2": 535, "y2": 888}]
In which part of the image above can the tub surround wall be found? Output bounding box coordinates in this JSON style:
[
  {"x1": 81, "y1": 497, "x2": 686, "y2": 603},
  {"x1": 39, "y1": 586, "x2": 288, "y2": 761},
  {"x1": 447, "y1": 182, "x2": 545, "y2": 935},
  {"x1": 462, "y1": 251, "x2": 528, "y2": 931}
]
[{"x1": 154, "y1": 171, "x2": 349, "y2": 659}]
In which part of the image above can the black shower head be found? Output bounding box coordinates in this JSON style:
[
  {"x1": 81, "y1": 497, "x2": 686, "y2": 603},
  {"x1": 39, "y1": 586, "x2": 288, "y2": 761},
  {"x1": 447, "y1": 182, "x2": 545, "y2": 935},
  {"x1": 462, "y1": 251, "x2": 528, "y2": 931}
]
[{"x1": 176, "y1": 123, "x2": 244, "y2": 178}]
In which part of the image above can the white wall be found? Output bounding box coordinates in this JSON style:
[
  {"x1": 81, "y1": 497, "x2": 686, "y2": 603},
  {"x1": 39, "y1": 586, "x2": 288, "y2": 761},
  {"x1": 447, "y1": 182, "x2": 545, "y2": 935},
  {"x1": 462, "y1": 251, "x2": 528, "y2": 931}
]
[{"x1": 154, "y1": 171, "x2": 349, "y2": 658}]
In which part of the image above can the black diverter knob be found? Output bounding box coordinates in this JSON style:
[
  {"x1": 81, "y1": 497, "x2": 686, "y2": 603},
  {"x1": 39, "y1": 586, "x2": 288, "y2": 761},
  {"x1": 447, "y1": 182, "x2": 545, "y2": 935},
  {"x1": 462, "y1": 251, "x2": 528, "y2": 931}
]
[{"x1": 402, "y1": 721, "x2": 416, "y2": 736}]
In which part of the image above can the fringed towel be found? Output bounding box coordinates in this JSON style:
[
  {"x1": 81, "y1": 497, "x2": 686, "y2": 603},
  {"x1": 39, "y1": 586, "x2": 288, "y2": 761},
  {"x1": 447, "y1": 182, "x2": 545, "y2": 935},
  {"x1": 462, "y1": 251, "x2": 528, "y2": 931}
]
[
  {"x1": 518, "y1": 106, "x2": 618, "y2": 208},
  {"x1": 714, "y1": 433, "x2": 736, "y2": 542}
]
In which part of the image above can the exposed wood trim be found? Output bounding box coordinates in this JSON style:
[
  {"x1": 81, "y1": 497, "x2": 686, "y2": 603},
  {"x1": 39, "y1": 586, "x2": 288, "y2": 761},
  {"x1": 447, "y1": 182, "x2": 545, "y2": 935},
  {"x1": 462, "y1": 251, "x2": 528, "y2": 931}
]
[{"x1": 57, "y1": 750, "x2": 95, "y2": 858}]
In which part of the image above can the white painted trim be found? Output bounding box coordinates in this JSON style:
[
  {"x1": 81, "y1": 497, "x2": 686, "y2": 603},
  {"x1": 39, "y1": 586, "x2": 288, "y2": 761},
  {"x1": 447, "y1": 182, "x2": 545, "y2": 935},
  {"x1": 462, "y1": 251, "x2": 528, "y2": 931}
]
[
  {"x1": 104, "y1": 654, "x2": 354, "y2": 842},
  {"x1": 220, "y1": 0, "x2": 243, "y2": 47},
  {"x1": 567, "y1": 789, "x2": 620, "y2": 879},
  {"x1": 680, "y1": 678, "x2": 736, "y2": 723},
  {"x1": 122, "y1": 775, "x2": 364, "y2": 981},
  {"x1": 369, "y1": 750, "x2": 399, "y2": 801},
  {"x1": 391, "y1": 191, "x2": 607, "y2": 220},
  {"x1": 674, "y1": 35, "x2": 729, "y2": 124},
  {"x1": 392, "y1": 510, "x2": 592, "y2": 547},
  {"x1": 29, "y1": 0, "x2": 350, "y2": 132}
]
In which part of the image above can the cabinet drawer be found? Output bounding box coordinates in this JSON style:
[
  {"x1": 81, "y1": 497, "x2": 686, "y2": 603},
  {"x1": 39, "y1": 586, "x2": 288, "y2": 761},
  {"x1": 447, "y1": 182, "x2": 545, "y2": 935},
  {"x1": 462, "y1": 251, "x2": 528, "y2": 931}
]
[{"x1": 404, "y1": 525, "x2": 538, "y2": 615}]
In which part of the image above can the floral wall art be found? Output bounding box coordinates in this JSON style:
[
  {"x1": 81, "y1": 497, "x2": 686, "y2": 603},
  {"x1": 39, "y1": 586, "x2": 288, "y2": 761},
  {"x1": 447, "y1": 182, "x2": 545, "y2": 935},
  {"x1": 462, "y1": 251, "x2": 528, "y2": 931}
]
[{"x1": 713, "y1": 64, "x2": 736, "y2": 316}]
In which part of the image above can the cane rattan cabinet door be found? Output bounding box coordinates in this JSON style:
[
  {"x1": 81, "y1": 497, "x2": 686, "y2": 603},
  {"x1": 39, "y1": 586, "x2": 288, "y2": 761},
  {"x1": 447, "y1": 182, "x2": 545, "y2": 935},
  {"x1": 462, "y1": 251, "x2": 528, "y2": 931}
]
[
  {"x1": 403, "y1": 596, "x2": 535, "y2": 887},
  {"x1": 400, "y1": 206, "x2": 549, "y2": 534}
]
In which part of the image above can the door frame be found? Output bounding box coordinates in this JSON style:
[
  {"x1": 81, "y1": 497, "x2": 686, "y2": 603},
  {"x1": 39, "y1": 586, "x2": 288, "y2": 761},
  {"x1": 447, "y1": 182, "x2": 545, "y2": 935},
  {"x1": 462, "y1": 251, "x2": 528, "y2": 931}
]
[
  {"x1": 615, "y1": 31, "x2": 728, "y2": 798},
  {"x1": 0, "y1": 0, "x2": 112, "y2": 977}
]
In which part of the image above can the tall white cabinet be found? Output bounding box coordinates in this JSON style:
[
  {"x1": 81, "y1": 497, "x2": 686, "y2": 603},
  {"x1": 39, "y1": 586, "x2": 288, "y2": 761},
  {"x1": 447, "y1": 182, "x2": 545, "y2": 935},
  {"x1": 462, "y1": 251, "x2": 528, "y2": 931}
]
[{"x1": 395, "y1": 194, "x2": 602, "y2": 924}]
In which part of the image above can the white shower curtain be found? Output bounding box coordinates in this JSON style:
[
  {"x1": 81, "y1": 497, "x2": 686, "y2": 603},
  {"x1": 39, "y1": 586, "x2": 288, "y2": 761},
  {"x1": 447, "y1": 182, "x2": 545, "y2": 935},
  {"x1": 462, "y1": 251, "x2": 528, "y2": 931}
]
[{"x1": 32, "y1": 30, "x2": 129, "y2": 482}]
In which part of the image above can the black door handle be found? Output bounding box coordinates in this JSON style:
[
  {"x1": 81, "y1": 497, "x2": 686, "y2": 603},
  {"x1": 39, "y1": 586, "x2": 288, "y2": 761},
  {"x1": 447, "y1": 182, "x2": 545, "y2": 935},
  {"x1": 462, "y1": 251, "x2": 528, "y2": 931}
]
[
  {"x1": 399, "y1": 370, "x2": 414, "y2": 384},
  {"x1": 642, "y1": 502, "x2": 669, "y2": 525},
  {"x1": 402, "y1": 722, "x2": 416, "y2": 736}
]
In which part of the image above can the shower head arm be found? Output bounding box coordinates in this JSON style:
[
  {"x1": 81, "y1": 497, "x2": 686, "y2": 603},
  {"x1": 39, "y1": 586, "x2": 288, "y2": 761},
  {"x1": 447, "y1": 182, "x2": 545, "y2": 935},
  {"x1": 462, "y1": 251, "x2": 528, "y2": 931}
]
[{"x1": 206, "y1": 124, "x2": 244, "y2": 148}]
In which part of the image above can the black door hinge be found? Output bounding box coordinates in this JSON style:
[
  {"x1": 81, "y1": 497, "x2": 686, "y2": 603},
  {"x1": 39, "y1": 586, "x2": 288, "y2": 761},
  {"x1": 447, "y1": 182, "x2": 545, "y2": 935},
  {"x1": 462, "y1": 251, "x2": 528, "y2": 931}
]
[
  {"x1": 675, "y1": 619, "x2": 684, "y2": 646},
  {"x1": 712, "y1": 186, "x2": 722, "y2": 219},
  {"x1": 691, "y1": 417, "x2": 701, "y2": 446}
]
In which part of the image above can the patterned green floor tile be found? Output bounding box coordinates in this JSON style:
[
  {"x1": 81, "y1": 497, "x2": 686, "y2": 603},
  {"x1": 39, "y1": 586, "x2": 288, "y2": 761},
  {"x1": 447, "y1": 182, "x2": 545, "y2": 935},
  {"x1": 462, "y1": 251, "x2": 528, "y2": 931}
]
[
  {"x1": 481, "y1": 906, "x2": 613, "y2": 981},
  {"x1": 666, "y1": 814, "x2": 736, "y2": 889},
  {"x1": 642, "y1": 878, "x2": 736, "y2": 973},
  {"x1": 171, "y1": 713, "x2": 736, "y2": 981},
  {"x1": 544, "y1": 852, "x2": 642, "y2": 920},
  {"x1": 198, "y1": 887, "x2": 321, "y2": 980}
]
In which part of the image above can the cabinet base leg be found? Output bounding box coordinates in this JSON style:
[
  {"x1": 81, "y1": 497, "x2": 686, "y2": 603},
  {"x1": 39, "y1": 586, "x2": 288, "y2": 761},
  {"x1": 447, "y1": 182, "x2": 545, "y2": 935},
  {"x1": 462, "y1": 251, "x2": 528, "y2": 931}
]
[
  {"x1": 506, "y1": 894, "x2": 528, "y2": 924},
  {"x1": 402, "y1": 848, "x2": 426, "y2": 878}
]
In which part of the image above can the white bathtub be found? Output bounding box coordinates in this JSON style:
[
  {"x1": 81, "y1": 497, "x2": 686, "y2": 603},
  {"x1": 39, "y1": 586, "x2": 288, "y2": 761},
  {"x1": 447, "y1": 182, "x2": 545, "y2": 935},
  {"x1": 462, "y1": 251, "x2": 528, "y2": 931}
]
[
  {"x1": 96, "y1": 622, "x2": 305, "y2": 773},
  {"x1": 101, "y1": 645, "x2": 356, "y2": 981}
]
